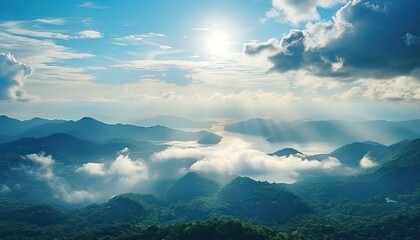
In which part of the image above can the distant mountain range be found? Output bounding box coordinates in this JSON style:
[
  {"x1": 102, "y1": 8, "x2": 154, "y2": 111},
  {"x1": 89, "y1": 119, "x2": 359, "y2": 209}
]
[
  {"x1": 137, "y1": 115, "x2": 216, "y2": 129},
  {"x1": 0, "y1": 115, "x2": 220, "y2": 143},
  {"x1": 225, "y1": 118, "x2": 420, "y2": 144},
  {"x1": 0, "y1": 133, "x2": 161, "y2": 165},
  {"x1": 291, "y1": 138, "x2": 420, "y2": 200},
  {"x1": 308, "y1": 141, "x2": 393, "y2": 167}
]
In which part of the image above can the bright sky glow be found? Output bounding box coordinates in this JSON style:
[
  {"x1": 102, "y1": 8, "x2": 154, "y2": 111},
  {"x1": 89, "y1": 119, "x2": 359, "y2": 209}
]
[
  {"x1": 206, "y1": 30, "x2": 230, "y2": 56},
  {"x1": 0, "y1": 0, "x2": 419, "y2": 122}
]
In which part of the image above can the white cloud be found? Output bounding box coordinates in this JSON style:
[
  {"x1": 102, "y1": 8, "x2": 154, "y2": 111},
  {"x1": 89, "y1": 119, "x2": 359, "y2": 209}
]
[
  {"x1": 76, "y1": 149, "x2": 149, "y2": 186},
  {"x1": 25, "y1": 153, "x2": 97, "y2": 203},
  {"x1": 192, "y1": 27, "x2": 212, "y2": 31},
  {"x1": 337, "y1": 77, "x2": 420, "y2": 102},
  {"x1": 264, "y1": 0, "x2": 345, "y2": 25},
  {"x1": 0, "y1": 21, "x2": 102, "y2": 40},
  {"x1": 76, "y1": 162, "x2": 107, "y2": 176},
  {"x1": 0, "y1": 25, "x2": 95, "y2": 84},
  {"x1": 0, "y1": 52, "x2": 33, "y2": 101},
  {"x1": 27, "y1": 152, "x2": 54, "y2": 168},
  {"x1": 160, "y1": 45, "x2": 172, "y2": 50},
  {"x1": 249, "y1": 0, "x2": 420, "y2": 86},
  {"x1": 153, "y1": 146, "x2": 342, "y2": 183},
  {"x1": 112, "y1": 32, "x2": 166, "y2": 48},
  {"x1": 35, "y1": 18, "x2": 65, "y2": 25},
  {"x1": 0, "y1": 21, "x2": 72, "y2": 40},
  {"x1": 78, "y1": 2, "x2": 107, "y2": 9},
  {"x1": 78, "y1": 30, "x2": 102, "y2": 39},
  {"x1": 359, "y1": 154, "x2": 379, "y2": 169},
  {"x1": 53, "y1": 184, "x2": 96, "y2": 203}
]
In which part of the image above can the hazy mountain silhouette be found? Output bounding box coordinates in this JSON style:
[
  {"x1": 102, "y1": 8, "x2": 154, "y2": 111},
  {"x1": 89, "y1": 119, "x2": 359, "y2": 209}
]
[
  {"x1": 292, "y1": 138, "x2": 420, "y2": 200},
  {"x1": 225, "y1": 118, "x2": 420, "y2": 144},
  {"x1": 197, "y1": 134, "x2": 222, "y2": 144},
  {"x1": 270, "y1": 148, "x2": 303, "y2": 157},
  {"x1": 0, "y1": 133, "x2": 150, "y2": 165},
  {"x1": 137, "y1": 115, "x2": 216, "y2": 129},
  {"x1": 0, "y1": 115, "x2": 220, "y2": 143},
  {"x1": 309, "y1": 141, "x2": 390, "y2": 167}
]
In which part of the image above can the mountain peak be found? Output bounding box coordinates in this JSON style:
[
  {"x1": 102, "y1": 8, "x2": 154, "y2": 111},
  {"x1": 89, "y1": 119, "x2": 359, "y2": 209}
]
[
  {"x1": 165, "y1": 172, "x2": 219, "y2": 202},
  {"x1": 271, "y1": 148, "x2": 303, "y2": 157},
  {"x1": 78, "y1": 117, "x2": 100, "y2": 123}
]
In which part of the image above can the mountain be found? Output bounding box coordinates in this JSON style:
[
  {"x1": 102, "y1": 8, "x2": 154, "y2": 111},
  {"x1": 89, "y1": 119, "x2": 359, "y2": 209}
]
[
  {"x1": 367, "y1": 138, "x2": 420, "y2": 193},
  {"x1": 83, "y1": 195, "x2": 147, "y2": 224},
  {"x1": 224, "y1": 118, "x2": 280, "y2": 137},
  {"x1": 218, "y1": 177, "x2": 312, "y2": 224},
  {"x1": 165, "y1": 172, "x2": 220, "y2": 202},
  {"x1": 197, "y1": 134, "x2": 222, "y2": 144},
  {"x1": 0, "y1": 133, "x2": 150, "y2": 165},
  {"x1": 270, "y1": 148, "x2": 303, "y2": 157},
  {"x1": 292, "y1": 138, "x2": 420, "y2": 200},
  {"x1": 0, "y1": 115, "x2": 65, "y2": 142},
  {"x1": 225, "y1": 118, "x2": 420, "y2": 145},
  {"x1": 309, "y1": 141, "x2": 390, "y2": 167},
  {"x1": 137, "y1": 115, "x2": 216, "y2": 129},
  {"x1": 1, "y1": 116, "x2": 220, "y2": 143},
  {"x1": 0, "y1": 204, "x2": 65, "y2": 226}
]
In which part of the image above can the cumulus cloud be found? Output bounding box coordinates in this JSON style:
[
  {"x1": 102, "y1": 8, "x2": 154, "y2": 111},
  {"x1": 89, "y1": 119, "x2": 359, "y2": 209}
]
[
  {"x1": 78, "y1": 30, "x2": 102, "y2": 39},
  {"x1": 338, "y1": 77, "x2": 420, "y2": 102},
  {"x1": 27, "y1": 153, "x2": 54, "y2": 167},
  {"x1": 0, "y1": 52, "x2": 33, "y2": 101},
  {"x1": 244, "y1": 38, "x2": 280, "y2": 56},
  {"x1": 25, "y1": 153, "x2": 96, "y2": 203},
  {"x1": 153, "y1": 146, "x2": 342, "y2": 183},
  {"x1": 76, "y1": 150, "x2": 149, "y2": 186},
  {"x1": 359, "y1": 153, "x2": 379, "y2": 169},
  {"x1": 76, "y1": 162, "x2": 107, "y2": 176},
  {"x1": 249, "y1": 0, "x2": 420, "y2": 80},
  {"x1": 264, "y1": 0, "x2": 345, "y2": 25}
]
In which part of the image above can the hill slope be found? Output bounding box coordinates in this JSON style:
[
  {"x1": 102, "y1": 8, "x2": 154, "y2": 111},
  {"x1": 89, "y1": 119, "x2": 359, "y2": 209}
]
[
  {"x1": 165, "y1": 172, "x2": 220, "y2": 202},
  {"x1": 218, "y1": 177, "x2": 312, "y2": 224}
]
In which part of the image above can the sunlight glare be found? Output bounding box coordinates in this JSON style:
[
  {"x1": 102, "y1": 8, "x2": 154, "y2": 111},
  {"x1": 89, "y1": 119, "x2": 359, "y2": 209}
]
[{"x1": 206, "y1": 30, "x2": 229, "y2": 56}]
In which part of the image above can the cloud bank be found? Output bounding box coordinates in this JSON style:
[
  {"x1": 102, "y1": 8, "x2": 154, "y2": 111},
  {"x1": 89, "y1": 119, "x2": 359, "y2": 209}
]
[
  {"x1": 264, "y1": 0, "x2": 344, "y2": 25},
  {"x1": 0, "y1": 52, "x2": 33, "y2": 100},
  {"x1": 249, "y1": 0, "x2": 420, "y2": 80},
  {"x1": 359, "y1": 153, "x2": 379, "y2": 169},
  {"x1": 76, "y1": 150, "x2": 149, "y2": 186},
  {"x1": 153, "y1": 146, "x2": 343, "y2": 183},
  {"x1": 26, "y1": 153, "x2": 96, "y2": 203}
]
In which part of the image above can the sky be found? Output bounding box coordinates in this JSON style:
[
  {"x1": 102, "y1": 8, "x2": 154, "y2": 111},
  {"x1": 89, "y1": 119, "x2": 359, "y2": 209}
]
[{"x1": 0, "y1": 0, "x2": 419, "y2": 123}]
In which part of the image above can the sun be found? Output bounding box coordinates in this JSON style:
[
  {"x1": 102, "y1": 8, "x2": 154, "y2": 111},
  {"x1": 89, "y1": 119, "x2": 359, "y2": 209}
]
[{"x1": 206, "y1": 30, "x2": 230, "y2": 56}]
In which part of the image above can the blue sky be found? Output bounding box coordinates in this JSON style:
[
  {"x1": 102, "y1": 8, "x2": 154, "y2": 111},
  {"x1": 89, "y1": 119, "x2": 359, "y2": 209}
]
[{"x1": 0, "y1": 0, "x2": 419, "y2": 122}]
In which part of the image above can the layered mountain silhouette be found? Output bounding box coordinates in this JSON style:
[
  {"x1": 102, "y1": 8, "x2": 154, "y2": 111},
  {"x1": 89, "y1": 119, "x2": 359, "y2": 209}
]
[
  {"x1": 292, "y1": 138, "x2": 420, "y2": 200},
  {"x1": 225, "y1": 118, "x2": 420, "y2": 144},
  {"x1": 0, "y1": 133, "x2": 159, "y2": 165},
  {"x1": 137, "y1": 115, "x2": 216, "y2": 129},
  {"x1": 308, "y1": 141, "x2": 390, "y2": 167},
  {"x1": 0, "y1": 115, "x2": 220, "y2": 143}
]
